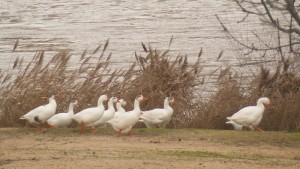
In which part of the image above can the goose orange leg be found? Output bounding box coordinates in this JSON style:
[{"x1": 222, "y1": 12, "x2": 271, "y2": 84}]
[
  {"x1": 48, "y1": 124, "x2": 57, "y2": 129},
  {"x1": 128, "y1": 131, "x2": 133, "y2": 137},
  {"x1": 90, "y1": 127, "x2": 96, "y2": 133},
  {"x1": 118, "y1": 130, "x2": 122, "y2": 138},
  {"x1": 37, "y1": 123, "x2": 42, "y2": 131},
  {"x1": 252, "y1": 124, "x2": 264, "y2": 132},
  {"x1": 80, "y1": 122, "x2": 86, "y2": 133},
  {"x1": 37, "y1": 123, "x2": 46, "y2": 132}
]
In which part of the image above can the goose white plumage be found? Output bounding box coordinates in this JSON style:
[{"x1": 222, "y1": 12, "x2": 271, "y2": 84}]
[
  {"x1": 114, "y1": 99, "x2": 127, "y2": 118},
  {"x1": 107, "y1": 95, "x2": 147, "y2": 137},
  {"x1": 92, "y1": 97, "x2": 118, "y2": 128},
  {"x1": 140, "y1": 97, "x2": 175, "y2": 128},
  {"x1": 20, "y1": 95, "x2": 57, "y2": 130},
  {"x1": 226, "y1": 120, "x2": 254, "y2": 131},
  {"x1": 226, "y1": 97, "x2": 270, "y2": 131},
  {"x1": 72, "y1": 94, "x2": 108, "y2": 133},
  {"x1": 47, "y1": 100, "x2": 79, "y2": 128}
]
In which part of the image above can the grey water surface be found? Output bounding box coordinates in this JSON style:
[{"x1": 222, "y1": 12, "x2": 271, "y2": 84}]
[{"x1": 0, "y1": 0, "x2": 276, "y2": 96}]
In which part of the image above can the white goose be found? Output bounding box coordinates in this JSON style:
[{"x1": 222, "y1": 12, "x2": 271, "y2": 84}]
[
  {"x1": 92, "y1": 97, "x2": 118, "y2": 128},
  {"x1": 20, "y1": 94, "x2": 57, "y2": 130},
  {"x1": 140, "y1": 97, "x2": 175, "y2": 128},
  {"x1": 47, "y1": 100, "x2": 79, "y2": 128},
  {"x1": 226, "y1": 97, "x2": 270, "y2": 131},
  {"x1": 114, "y1": 99, "x2": 127, "y2": 118},
  {"x1": 72, "y1": 94, "x2": 108, "y2": 133},
  {"x1": 107, "y1": 95, "x2": 147, "y2": 137}
]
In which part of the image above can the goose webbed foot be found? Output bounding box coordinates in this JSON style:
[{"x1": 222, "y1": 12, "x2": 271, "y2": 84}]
[{"x1": 252, "y1": 124, "x2": 264, "y2": 132}]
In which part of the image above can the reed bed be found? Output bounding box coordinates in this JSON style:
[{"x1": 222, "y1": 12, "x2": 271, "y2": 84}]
[{"x1": 0, "y1": 40, "x2": 299, "y2": 131}]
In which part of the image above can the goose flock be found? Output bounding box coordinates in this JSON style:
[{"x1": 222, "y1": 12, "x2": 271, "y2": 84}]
[{"x1": 19, "y1": 93, "x2": 270, "y2": 136}]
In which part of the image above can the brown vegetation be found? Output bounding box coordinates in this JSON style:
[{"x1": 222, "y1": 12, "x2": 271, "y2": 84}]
[{"x1": 0, "y1": 39, "x2": 299, "y2": 131}]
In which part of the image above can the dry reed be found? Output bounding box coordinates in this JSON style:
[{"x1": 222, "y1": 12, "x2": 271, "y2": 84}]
[{"x1": 0, "y1": 41, "x2": 299, "y2": 131}]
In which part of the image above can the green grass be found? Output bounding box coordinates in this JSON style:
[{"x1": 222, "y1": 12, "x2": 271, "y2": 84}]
[
  {"x1": 156, "y1": 150, "x2": 278, "y2": 161},
  {"x1": 133, "y1": 128, "x2": 300, "y2": 148},
  {"x1": 158, "y1": 150, "x2": 230, "y2": 159},
  {"x1": 1, "y1": 128, "x2": 299, "y2": 148},
  {"x1": 155, "y1": 150, "x2": 293, "y2": 166}
]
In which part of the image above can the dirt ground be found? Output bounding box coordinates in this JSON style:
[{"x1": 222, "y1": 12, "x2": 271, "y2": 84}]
[{"x1": 0, "y1": 128, "x2": 299, "y2": 169}]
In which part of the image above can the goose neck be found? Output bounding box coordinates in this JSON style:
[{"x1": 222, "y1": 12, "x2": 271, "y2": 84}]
[
  {"x1": 257, "y1": 101, "x2": 265, "y2": 111},
  {"x1": 133, "y1": 99, "x2": 140, "y2": 111},
  {"x1": 49, "y1": 98, "x2": 56, "y2": 103},
  {"x1": 97, "y1": 99, "x2": 104, "y2": 108},
  {"x1": 116, "y1": 103, "x2": 122, "y2": 111},
  {"x1": 68, "y1": 103, "x2": 75, "y2": 114},
  {"x1": 49, "y1": 98, "x2": 57, "y2": 107},
  {"x1": 108, "y1": 100, "x2": 114, "y2": 109},
  {"x1": 163, "y1": 98, "x2": 170, "y2": 109}
]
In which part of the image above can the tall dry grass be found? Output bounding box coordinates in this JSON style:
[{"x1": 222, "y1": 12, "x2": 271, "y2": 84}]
[
  {"x1": 250, "y1": 65, "x2": 300, "y2": 131},
  {"x1": 0, "y1": 41, "x2": 203, "y2": 128},
  {"x1": 0, "y1": 40, "x2": 299, "y2": 131},
  {"x1": 191, "y1": 52, "x2": 300, "y2": 131},
  {"x1": 0, "y1": 40, "x2": 134, "y2": 127},
  {"x1": 124, "y1": 45, "x2": 203, "y2": 128}
]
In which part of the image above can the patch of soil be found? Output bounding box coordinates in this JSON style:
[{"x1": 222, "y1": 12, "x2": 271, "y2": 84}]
[{"x1": 0, "y1": 128, "x2": 299, "y2": 169}]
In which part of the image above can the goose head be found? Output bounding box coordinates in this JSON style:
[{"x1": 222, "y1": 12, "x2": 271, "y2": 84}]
[
  {"x1": 98, "y1": 94, "x2": 108, "y2": 105},
  {"x1": 72, "y1": 100, "x2": 79, "y2": 107},
  {"x1": 257, "y1": 97, "x2": 270, "y2": 106},
  {"x1": 41, "y1": 94, "x2": 57, "y2": 103},
  {"x1": 42, "y1": 91, "x2": 61, "y2": 102},
  {"x1": 107, "y1": 97, "x2": 118, "y2": 108},
  {"x1": 132, "y1": 95, "x2": 147, "y2": 111},
  {"x1": 101, "y1": 94, "x2": 108, "y2": 101},
  {"x1": 119, "y1": 99, "x2": 127, "y2": 107},
  {"x1": 168, "y1": 97, "x2": 175, "y2": 105},
  {"x1": 50, "y1": 90, "x2": 62, "y2": 98},
  {"x1": 68, "y1": 100, "x2": 79, "y2": 112},
  {"x1": 110, "y1": 97, "x2": 119, "y2": 103},
  {"x1": 136, "y1": 95, "x2": 148, "y2": 102}
]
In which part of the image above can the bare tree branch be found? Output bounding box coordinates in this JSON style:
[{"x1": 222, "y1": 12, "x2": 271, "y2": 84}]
[
  {"x1": 289, "y1": 0, "x2": 294, "y2": 52},
  {"x1": 286, "y1": 0, "x2": 300, "y2": 26},
  {"x1": 262, "y1": 0, "x2": 300, "y2": 35},
  {"x1": 234, "y1": 0, "x2": 266, "y2": 15},
  {"x1": 237, "y1": 13, "x2": 250, "y2": 23},
  {"x1": 219, "y1": 0, "x2": 300, "y2": 56},
  {"x1": 216, "y1": 15, "x2": 300, "y2": 54}
]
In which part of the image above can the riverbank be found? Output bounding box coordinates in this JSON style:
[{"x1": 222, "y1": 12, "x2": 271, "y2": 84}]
[{"x1": 0, "y1": 128, "x2": 299, "y2": 169}]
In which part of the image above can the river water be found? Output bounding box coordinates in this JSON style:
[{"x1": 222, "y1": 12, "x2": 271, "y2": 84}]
[{"x1": 0, "y1": 0, "x2": 276, "y2": 92}]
